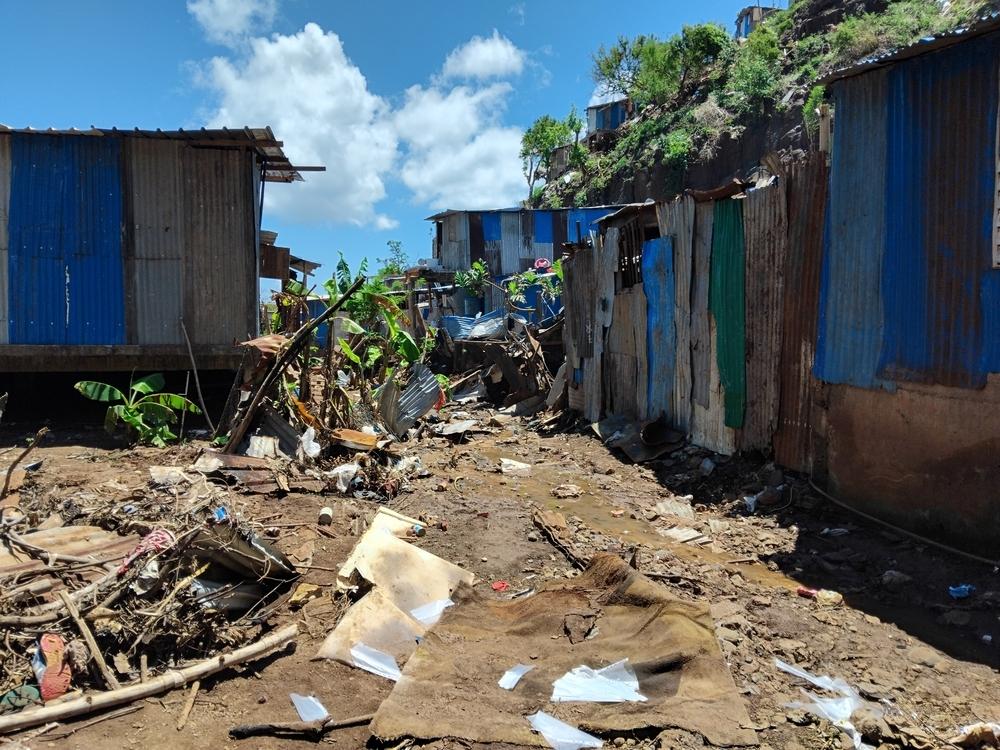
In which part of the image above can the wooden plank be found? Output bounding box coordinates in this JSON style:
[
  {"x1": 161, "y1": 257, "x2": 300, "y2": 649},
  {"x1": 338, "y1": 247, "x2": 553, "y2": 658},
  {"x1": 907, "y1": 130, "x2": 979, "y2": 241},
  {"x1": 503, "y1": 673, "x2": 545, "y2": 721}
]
[{"x1": 658, "y1": 197, "x2": 695, "y2": 432}]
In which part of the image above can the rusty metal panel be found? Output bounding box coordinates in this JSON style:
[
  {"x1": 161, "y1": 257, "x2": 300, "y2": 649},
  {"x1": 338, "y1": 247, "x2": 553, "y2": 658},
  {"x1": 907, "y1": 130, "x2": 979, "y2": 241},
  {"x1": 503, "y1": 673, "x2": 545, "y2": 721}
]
[
  {"x1": 604, "y1": 283, "x2": 647, "y2": 419},
  {"x1": 691, "y1": 317, "x2": 736, "y2": 455},
  {"x1": 740, "y1": 182, "x2": 788, "y2": 450},
  {"x1": 439, "y1": 213, "x2": 469, "y2": 271},
  {"x1": 774, "y1": 155, "x2": 828, "y2": 472},
  {"x1": 815, "y1": 69, "x2": 887, "y2": 388},
  {"x1": 562, "y1": 245, "x2": 595, "y2": 366},
  {"x1": 879, "y1": 33, "x2": 1000, "y2": 387},
  {"x1": 127, "y1": 139, "x2": 185, "y2": 345},
  {"x1": 468, "y1": 212, "x2": 485, "y2": 264},
  {"x1": 500, "y1": 212, "x2": 522, "y2": 274},
  {"x1": 690, "y1": 201, "x2": 713, "y2": 408},
  {"x1": 184, "y1": 147, "x2": 255, "y2": 345},
  {"x1": 585, "y1": 228, "x2": 619, "y2": 421},
  {"x1": 657, "y1": 196, "x2": 695, "y2": 431},
  {"x1": 0, "y1": 135, "x2": 8, "y2": 344}
]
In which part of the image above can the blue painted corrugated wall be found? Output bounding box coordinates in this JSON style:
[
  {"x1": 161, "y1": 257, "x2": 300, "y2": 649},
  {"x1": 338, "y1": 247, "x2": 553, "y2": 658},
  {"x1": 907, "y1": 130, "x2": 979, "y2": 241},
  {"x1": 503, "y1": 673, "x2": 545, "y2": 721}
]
[
  {"x1": 481, "y1": 212, "x2": 502, "y2": 243},
  {"x1": 8, "y1": 134, "x2": 124, "y2": 344},
  {"x1": 815, "y1": 70, "x2": 888, "y2": 388},
  {"x1": 643, "y1": 237, "x2": 675, "y2": 422},
  {"x1": 879, "y1": 32, "x2": 1000, "y2": 387},
  {"x1": 567, "y1": 208, "x2": 616, "y2": 242}
]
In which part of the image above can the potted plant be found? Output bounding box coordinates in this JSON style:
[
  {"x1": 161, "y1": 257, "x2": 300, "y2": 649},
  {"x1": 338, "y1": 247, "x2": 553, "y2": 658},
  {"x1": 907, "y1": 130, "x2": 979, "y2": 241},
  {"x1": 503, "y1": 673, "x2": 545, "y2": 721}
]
[{"x1": 454, "y1": 260, "x2": 489, "y2": 316}]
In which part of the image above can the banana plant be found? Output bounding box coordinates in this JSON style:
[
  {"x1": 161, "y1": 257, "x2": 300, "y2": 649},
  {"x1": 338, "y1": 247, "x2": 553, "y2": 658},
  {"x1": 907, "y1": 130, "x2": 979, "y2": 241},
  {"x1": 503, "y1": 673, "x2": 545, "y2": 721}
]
[{"x1": 74, "y1": 373, "x2": 201, "y2": 447}]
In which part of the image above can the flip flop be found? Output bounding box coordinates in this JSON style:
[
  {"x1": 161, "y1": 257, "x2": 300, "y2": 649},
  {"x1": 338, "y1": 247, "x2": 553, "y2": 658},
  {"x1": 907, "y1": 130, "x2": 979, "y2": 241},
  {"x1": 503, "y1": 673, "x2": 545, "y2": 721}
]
[
  {"x1": 34, "y1": 633, "x2": 72, "y2": 702},
  {"x1": 0, "y1": 684, "x2": 42, "y2": 714}
]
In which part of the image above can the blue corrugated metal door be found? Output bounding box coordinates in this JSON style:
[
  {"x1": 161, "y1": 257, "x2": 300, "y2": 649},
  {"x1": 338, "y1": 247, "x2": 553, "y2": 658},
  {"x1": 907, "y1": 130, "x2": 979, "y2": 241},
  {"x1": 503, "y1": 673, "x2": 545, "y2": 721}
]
[
  {"x1": 643, "y1": 236, "x2": 675, "y2": 422},
  {"x1": 8, "y1": 135, "x2": 124, "y2": 344}
]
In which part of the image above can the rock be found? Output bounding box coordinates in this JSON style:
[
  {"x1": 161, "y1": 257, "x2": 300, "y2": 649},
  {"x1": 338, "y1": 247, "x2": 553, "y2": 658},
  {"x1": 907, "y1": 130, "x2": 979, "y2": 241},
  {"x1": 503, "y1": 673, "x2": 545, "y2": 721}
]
[
  {"x1": 880, "y1": 569, "x2": 912, "y2": 591},
  {"x1": 527, "y1": 531, "x2": 539, "y2": 542},
  {"x1": 716, "y1": 626, "x2": 742, "y2": 643},
  {"x1": 644, "y1": 509, "x2": 659, "y2": 521},
  {"x1": 907, "y1": 645, "x2": 946, "y2": 670},
  {"x1": 938, "y1": 609, "x2": 972, "y2": 627},
  {"x1": 499, "y1": 458, "x2": 532, "y2": 476},
  {"x1": 851, "y1": 707, "x2": 891, "y2": 743},
  {"x1": 751, "y1": 596, "x2": 773, "y2": 607},
  {"x1": 551, "y1": 484, "x2": 581, "y2": 498},
  {"x1": 613, "y1": 739, "x2": 626, "y2": 748}
]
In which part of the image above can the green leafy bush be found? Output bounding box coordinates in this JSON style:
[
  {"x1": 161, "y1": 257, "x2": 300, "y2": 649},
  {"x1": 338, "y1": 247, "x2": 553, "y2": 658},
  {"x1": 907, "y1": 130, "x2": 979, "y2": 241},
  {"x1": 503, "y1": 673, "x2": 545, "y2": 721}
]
[{"x1": 75, "y1": 374, "x2": 200, "y2": 447}]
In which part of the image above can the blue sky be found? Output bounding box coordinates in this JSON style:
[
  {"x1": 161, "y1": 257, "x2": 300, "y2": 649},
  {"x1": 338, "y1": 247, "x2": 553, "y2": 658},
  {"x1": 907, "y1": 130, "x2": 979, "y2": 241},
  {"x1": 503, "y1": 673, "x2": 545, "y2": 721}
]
[{"x1": 0, "y1": 0, "x2": 765, "y2": 294}]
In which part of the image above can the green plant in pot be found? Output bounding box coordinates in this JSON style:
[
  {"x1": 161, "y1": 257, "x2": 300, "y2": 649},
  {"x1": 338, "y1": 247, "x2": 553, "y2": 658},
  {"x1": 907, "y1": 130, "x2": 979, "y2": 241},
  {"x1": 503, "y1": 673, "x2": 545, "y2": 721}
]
[{"x1": 454, "y1": 260, "x2": 489, "y2": 315}]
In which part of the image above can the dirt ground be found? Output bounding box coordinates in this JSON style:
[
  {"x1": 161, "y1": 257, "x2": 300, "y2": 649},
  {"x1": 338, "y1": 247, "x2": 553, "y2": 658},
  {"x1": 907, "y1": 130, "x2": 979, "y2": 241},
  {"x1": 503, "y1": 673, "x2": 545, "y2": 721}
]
[{"x1": 1, "y1": 404, "x2": 997, "y2": 750}]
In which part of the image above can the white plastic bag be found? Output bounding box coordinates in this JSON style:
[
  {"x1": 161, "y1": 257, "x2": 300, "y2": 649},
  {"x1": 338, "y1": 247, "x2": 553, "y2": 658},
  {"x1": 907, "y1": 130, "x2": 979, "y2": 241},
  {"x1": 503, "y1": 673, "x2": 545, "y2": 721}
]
[
  {"x1": 527, "y1": 711, "x2": 603, "y2": 750},
  {"x1": 551, "y1": 659, "x2": 646, "y2": 703},
  {"x1": 409, "y1": 598, "x2": 454, "y2": 627},
  {"x1": 298, "y1": 426, "x2": 321, "y2": 461},
  {"x1": 775, "y1": 658, "x2": 875, "y2": 750},
  {"x1": 351, "y1": 642, "x2": 402, "y2": 681},
  {"x1": 498, "y1": 664, "x2": 534, "y2": 690},
  {"x1": 289, "y1": 693, "x2": 329, "y2": 722}
]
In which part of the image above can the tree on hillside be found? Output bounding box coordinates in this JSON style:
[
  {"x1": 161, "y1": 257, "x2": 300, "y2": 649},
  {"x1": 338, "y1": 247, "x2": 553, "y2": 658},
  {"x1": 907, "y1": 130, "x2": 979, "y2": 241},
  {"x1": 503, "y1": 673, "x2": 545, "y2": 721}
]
[
  {"x1": 592, "y1": 35, "x2": 649, "y2": 99},
  {"x1": 520, "y1": 113, "x2": 575, "y2": 197}
]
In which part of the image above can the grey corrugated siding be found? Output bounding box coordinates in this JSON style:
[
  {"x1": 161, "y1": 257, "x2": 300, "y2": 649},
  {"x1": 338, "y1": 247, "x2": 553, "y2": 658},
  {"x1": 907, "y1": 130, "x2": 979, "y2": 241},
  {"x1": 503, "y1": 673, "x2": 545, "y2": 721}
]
[
  {"x1": 604, "y1": 283, "x2": 647, "y2": 419},
  {"x1": 690, "y1": 200, "x2": 735, "y2": 455},
  {"x1": 184, "y1": 148, "x2": 256, "y2": 345},
  {"x1": 740, "y1": 182, "x2": 788, "y2": 450},
  {"x1": 657, "y1": 196, "x2": 695, "y2": 431},
  {"x1": 0, "y1": 135, "x2": 8, "y2": 344},
  {"x1": 127, "y1": 139, "x2": 185, "y2": 345},
  {"x1": 440, "y1": 213, "x2": 470, "y2": 271},
  {"x1": 500, "y1": 212, "x2": 522, "y2": 275}
]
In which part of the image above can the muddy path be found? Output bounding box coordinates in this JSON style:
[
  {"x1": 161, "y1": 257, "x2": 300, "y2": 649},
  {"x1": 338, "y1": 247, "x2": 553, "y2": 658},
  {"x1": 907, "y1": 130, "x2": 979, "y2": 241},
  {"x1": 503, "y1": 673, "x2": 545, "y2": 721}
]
[{"x1": 0, "y1": 411, "x2": 996, "y2": 750}]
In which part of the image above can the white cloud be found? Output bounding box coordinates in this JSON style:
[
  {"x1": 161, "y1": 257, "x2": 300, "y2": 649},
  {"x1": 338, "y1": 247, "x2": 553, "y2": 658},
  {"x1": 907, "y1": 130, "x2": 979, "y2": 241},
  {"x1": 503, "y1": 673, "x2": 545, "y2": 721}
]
[
  {"x1": 441, "y1": 30, "x2": 526, "y2": 80},
  {"x1": 187, "y1": 0, "x2": 277, "y2": 46},
  {"x1": 509, "y1": 3, "x2": 526, "y2": 26},
  {"x1": 394, "y1": 82, "x2": 526, "y2": 209},
  {"x1": 196, "y1": 23, "x2": 398, "y2": 227}
]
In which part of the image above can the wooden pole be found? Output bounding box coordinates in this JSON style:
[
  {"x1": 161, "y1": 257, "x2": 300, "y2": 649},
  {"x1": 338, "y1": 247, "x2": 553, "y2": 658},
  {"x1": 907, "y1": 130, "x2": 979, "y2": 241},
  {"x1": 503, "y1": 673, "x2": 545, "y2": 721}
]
[
  {"x1": 229, "y1": 712, "x2": 375, "y2": 740},
  {"x1": 58, "y1": 592, "x2": 121, "y2": 691},
  {"x1": 180, "y1": 320, "x2": 216, "y2": 434},
  {"x1": 0, "y1": 427, "x2": 47, "y2": 501},
  {"x1": 0, "y1": 624, "x2": 297, "y2": 735},
  {"x1": 175, "y1": 680, "x2": 199, "y2": 731}
]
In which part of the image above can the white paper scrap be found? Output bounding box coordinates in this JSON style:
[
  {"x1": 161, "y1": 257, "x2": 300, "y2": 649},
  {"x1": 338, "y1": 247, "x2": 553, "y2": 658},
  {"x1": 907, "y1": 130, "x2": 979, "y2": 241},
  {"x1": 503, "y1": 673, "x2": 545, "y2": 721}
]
[
  {"x1": 551, "y1": 659, "x2": 646, "y2": 703},
  {"x1": 289, "y1": 693, "x2": 329, "y2": 722},
  {"x1": 409, "y1": 598, "x2": 454, "y2": 627},
  {"x1": 498, "y1": 664, "x2": 534, "y2": 690},
  {"x1": 527, "y1": 711, "x2": 603, "y2": 750},
  {"x1": 350, "y1": 643, "x2": 402, "y2": 681}
]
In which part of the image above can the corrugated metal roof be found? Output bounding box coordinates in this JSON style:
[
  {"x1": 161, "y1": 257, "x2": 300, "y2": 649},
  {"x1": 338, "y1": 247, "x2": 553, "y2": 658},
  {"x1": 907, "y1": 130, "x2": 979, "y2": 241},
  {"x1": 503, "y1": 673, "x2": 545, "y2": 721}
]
[
  {"x1": 815, "y1": 69, "x2": 888, "y2": 389},
  {"x1": 643, "y1": 236, "x2": 675, "y2": 424},
  {"x1": 818, "y1": 11, "x2": 1000, "y2": 84},
  {"x1": 7, "y1": 133, "x2": 125, "y2": 344},
  {"x1": 0, "y1": 125, "x2": 304, "y2": 182},
  {"x1": 774, "y1": 154, "x2": 828, "y2": 473},
  {"x1": 500, "y1": 211, "x2": 522, "y2": 275},
  {"x1": 709, "y1": 198, "x2": 746, "y2": 429},
  {"x1": 0, "y1": 136, "x2": 8, "y2": 344},
  {"x1": 657, "y1": 196, "x2": 695, "y2": 432},
  {"x1": 877, "y1": 31, "x2": 1000, "y2": 387},
  {"x1": 741, "y1": 182, "x2": 788, "y2": 450},
  {"x1": 126, "y1": 139, "x2": 184, "y2": 345}
]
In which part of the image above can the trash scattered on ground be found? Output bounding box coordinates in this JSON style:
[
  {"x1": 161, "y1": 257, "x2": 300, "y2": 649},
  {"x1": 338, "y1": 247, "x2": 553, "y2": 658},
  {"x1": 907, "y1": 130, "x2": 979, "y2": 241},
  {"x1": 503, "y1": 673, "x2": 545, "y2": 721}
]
[
  {"x1": 551, "y1": 659, "x2": 647, "y2": 703},
  {"x1": 551, "y1": 484, "x2": 581, "y2": 498},
  {"x1": 949, "y1": 722, "x2": 1000, "y2": 748},
  {"x1": 498, "y1": 664, "x2": 534, "y2": 690},
  {"x1": 775, "y1": 658, "x2": 877, "y2": 750},
  {"x1": 491, "y1": 580, "x2": 511, "y2": 592},
  {"x1": 949, "y1": 584, "x2": 976, "y2": 599},
  {"x1": 350, "y1": 643, "x2": 402, "y2": 682},
  {"x1": 797, "y1": 587, "x2": 843, "y2": 606},
  {"x1": 527, "y1": 711, "x2": 603, "y2": 750},
  {"x1": 290, "y1": 693, "x2": 329, "y2": 723},
  {"x1": 500, "y1": 458, "x2": 533, "y2": 476},
  {"x1": 409, "y1": 598, "x2": 453, "y2": 627}
]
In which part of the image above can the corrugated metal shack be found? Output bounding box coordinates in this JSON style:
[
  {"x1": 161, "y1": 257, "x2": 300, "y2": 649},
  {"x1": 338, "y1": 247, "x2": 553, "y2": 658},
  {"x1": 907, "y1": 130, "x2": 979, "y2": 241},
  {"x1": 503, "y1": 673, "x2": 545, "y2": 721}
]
[
  {"x1": 428, "y1": 206, "x2": 621, "y2": 314},
  {"x1": 558, "y1": 15, "x2": 1000, "y2": 551},
  {"x1": 0, "y1": 126, "x2": 302, "y2": 372}
]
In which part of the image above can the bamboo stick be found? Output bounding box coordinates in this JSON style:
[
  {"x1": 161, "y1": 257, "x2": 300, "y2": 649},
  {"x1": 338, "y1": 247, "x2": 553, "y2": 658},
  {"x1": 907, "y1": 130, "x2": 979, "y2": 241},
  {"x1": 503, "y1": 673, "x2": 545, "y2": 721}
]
[
  {"x1": 0, "y1": 624, "x2": 297, "y2": 734},
  {"x1": 175, "y1": 680, "x2": 199, "y2": 731},
  {"x1": 58, "y1": 592, "x2": 121, "y2": 690},
  {"x1": 229, "y1": 711, "x2": 374, "y2": 740}
]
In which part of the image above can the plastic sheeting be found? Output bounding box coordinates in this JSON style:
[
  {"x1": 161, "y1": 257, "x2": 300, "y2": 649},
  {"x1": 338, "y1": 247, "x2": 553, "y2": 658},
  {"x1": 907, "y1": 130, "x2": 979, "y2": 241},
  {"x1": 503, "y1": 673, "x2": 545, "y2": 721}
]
[{"x1": 642, "y1": 237, "x2": 675, "y2": 424}]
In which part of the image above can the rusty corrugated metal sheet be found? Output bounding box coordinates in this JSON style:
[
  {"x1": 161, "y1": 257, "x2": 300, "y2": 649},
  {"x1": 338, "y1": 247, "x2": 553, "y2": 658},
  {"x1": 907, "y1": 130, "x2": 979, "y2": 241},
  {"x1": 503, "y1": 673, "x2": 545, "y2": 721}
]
[
  {"x1": 690, "y1": 200, "x2": 713, "y2": 409},
  {"x1": 740, "y1": 182, "x2": 788, "y2": 450},
  {"x1": 562, "y1": 245, "x2": 595, "y2": 363},
  {"x1": 709, "y1": 198, "x2": 746, "y2": 428},
  {"x1": 126, "y1": 139, "x2": 184, "y2": 345},
  {"x1": 815, "y1": 69, "x2": 888, "y2": 389},
  {"x1": 774, "y1": 155, "x2": 828, "y2": 472},
  {"x1": 878, "y1": 31, "x2": 1000, "y2": 387},
  {"x1": 439, "y1": 213, "x2": 470, "y2": 271},
  {"x1": 184, "y1": 147, "x2": 256, "y2": 344},
  {"x1": 690, "y1": 200, "x2": 735, "y2": 455},
  {"x1": 604, "y1": 283, "x2": 647, "y2": 419},
  {"x1": 500, "y1": 212, "x2": 522, "y2": 275},
  {"x1": 0, "y1": 135, "x2": 8, "y2": 344},
  {"x1": 657, "y1": 196, "x2": 695, "y2": 431}
]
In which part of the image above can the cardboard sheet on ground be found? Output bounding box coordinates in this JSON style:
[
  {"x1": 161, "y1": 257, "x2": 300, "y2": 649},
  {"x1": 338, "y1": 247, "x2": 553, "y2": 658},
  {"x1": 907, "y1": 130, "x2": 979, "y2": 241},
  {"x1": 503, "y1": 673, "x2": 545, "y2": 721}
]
[
  {"x1": 314, "y1": 588, "x2": 426, "y2": 664},
  {"x1": 371, "y1": 554, "x2": 756, "y2": 748},
  {"x1": 336, "y1": 520, "x2": 474, "y2": 610}
]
